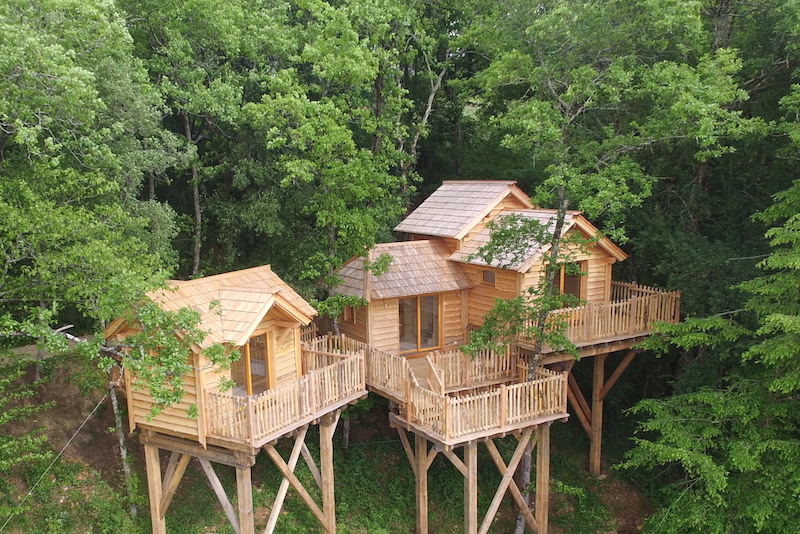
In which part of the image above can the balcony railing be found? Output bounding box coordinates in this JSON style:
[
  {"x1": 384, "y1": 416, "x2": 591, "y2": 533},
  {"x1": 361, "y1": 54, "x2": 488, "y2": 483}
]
[
  {"x1": 519, "y1": 281, "x2": 681, "y2": 347},
  {"x1": 305, "y1": 334, "x2": 567, "y2": 445},
  {"x1": 205, "y1": 348, "x2": 365, "y2": 446}
]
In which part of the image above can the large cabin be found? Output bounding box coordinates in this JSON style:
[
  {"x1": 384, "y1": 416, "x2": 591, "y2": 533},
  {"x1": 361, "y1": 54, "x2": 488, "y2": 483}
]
[{"x1": 334, "y1": 180, "x2": 679, "y2": 359}]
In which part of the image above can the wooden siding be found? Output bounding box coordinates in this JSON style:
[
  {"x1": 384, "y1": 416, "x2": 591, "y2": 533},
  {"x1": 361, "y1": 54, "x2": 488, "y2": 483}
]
[
  {"x1": 442, "y1": 291, "x2": 465, "y2": 348},
  {"x1": 338, "y1": 305, "x2": 368, "y2": 342},
  {"x1": 129, "y1": 353, "x2": 200, "y2": 440},
  {"x1": 370, "y1": 298, "x2": 400, "y2": 354},
  {"x1": 464, "y1": 265, "x2": 519, "y2": 327},
  {"x1": 520, "y1": 238, "x2": 616, "y2": 305}
]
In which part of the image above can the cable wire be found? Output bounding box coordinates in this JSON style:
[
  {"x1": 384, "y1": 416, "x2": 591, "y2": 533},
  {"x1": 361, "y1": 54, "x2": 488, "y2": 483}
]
[{"x1": 0, "y1": 391, "x2": 109, "y2": 532}]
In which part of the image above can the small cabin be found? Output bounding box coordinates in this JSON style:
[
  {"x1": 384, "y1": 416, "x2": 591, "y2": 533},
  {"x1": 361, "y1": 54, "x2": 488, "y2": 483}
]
[
  {"x1": 334, "y1": 181, "x2": 677, "y2": 358},
  {"x1": 105, "y1": 265, "x2": 366, "y2": 449}
]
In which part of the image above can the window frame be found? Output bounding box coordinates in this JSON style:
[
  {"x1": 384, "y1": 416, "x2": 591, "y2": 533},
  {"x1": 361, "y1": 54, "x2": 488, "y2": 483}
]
[{"x1": 398, "y1": 293, "x2": 443, "y2": 355}]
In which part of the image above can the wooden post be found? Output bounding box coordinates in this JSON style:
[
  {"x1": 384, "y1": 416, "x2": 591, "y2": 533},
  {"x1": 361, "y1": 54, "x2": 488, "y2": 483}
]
[
  {"x1": 536, "y1": 423, "x2": 551, "y2": 534},
  {"x1": 143, "y1": 441, "x2": 166, "y2": 534},
  {"x1": 236, "y1": 466, "x2": 255, "y2": 534},
  {"x1": 590, "y1": 353, "x2": 606, "y2": 475},
  {"x1": 320, "y1": 412, "x2": 340, "y2": 533},
  {"x1": 464, "y1": 441, "x2": 478, "y2": 534},
  {"x1": 416, "y1": 433, "x2": 429, "y2": 534}
]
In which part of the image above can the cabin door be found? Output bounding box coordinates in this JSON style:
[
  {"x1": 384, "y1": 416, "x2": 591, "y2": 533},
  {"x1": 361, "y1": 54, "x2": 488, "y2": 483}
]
[{"x1": 232, "y1": 333, "x2": 272, "y2": 396}]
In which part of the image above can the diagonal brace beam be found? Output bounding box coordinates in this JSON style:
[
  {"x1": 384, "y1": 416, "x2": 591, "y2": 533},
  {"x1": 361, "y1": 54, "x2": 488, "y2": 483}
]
[{"x1": 481, "y1": 430, "x2": 537, "y2": 534}]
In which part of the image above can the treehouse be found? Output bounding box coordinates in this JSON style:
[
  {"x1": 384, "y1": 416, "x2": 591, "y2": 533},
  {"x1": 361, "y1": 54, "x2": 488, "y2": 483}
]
[
  {"x1": 105, "y1": 266, "x2": 367, "y2": 534},
  {"x1": 327, "y1": 180, "x2": 681, "y2": 534},
  {"x1": 335, "y1": 180, "x2": 680, "y2": 360}
]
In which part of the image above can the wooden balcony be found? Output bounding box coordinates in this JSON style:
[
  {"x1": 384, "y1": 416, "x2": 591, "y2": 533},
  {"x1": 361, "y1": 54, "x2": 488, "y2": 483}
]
[
  {"x1": 306, "y1": 335, "x2": 568, "y2": 448},
  {"x1": 205, "y1": 349, "x2": 366, "y2": 448},
  {"x1": 517, "y1": 282, "x2": 681, "y2": 358}
]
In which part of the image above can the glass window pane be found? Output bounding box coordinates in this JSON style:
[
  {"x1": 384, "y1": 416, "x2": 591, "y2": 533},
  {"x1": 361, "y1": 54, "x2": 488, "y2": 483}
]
[
  {"x1": 250, "y1": 335, "x2": 269, "y2": 393},
  {"x1": 399, "y1": 298, "x2": 418, "y2": 353},
  {"x1": 231, "y1": 347, "x2": 248, "y2": 395},
  {"x1": 420, "y1": 295, "x2": 439, "y2": 350}
]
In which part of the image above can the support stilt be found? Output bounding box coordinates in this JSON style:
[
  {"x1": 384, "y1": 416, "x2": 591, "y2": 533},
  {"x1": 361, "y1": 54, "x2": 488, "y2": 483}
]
[
  {"x1": 535, "y1": 424, "x2": 551, "y2": 534},
  {"x1": 590, "y1": 353, "x2": 606, "y2": 475},
  {"x1": 464, "y1": 442, "x2": 478, "y2": 534},
  {"x1": 320, "y1": 412, "x2": 340, "y2": 534},
  {"x1": 236, "y1": 466, "x2": 254, "y2": 534},
  {"x1": 416, "y1": 434, "x2": 429, "y2": 534},
  {"x1": 143, "y1": 442, "x2": 166, "y2": 534}
]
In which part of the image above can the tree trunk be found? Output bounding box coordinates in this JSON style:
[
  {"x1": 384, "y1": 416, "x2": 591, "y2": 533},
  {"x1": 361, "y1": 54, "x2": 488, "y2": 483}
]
[
  {"x1": 515, "y1": 186, "x2": 569, "y2": 533},
  {"x1": 183, "y1": 112, "x2": 202, "y2": 275},
  {"x1": 341, "y1": 415, "x2": 350, "y2": 456},
  {"x1": 109, "y1": 369, "x2": 137, "y2": 518},
  {"x1": 513, "y1": 439, "x2": 534, "y2": 534},
  {"x1": 148, "y1": 171, "x2": 156, "y2": 201}
]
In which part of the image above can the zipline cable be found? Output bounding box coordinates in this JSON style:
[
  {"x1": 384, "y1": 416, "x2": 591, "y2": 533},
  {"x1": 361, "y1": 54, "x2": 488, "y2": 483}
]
[{"x1": 0, "y1": 391, "x2": 109, "y2": 532}]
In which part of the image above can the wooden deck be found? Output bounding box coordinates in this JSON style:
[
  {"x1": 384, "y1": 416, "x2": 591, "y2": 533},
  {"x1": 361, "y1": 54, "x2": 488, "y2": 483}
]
[
  {"x1": 306, "y1": 335, "x2": 568, "y2": 447},
  {"x1": 204, "y1": 349, "x2": 366, "y2": 448},
  {"x1": 517, "y1": 282, "x2": 681, "y2": 356}
]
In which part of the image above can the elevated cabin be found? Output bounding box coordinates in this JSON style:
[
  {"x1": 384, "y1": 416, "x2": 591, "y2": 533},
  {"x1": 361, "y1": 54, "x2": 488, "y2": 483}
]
[
  {"x1": 335, "y1": 180, "x2": 680, "y2": 359},
  {"x1": 105, "y1": 265, "x2": 366, "y2": 450}
]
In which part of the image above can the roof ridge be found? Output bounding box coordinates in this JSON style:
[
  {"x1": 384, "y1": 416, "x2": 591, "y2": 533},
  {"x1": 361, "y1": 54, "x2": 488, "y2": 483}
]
[{"x1": 165, "y1": 265, "x2": 273, "y2": 286}]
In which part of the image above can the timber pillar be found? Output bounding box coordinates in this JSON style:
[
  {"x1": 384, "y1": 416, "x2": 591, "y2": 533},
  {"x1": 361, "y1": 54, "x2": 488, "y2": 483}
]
[
  {"x1": 397, "y1": 425, "x2": 543, "y2": 534},
  {"x1": 139, "y1": 409, "x2": 344, "y2": 534},
  {"x1": 563, "y1": 349, "x2": 640, "y2": 476}
]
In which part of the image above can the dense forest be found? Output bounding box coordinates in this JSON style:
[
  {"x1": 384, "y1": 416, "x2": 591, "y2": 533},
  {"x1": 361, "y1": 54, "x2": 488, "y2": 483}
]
[{"x1": 1, "y1": 0, "x2": 798, "y2": 532}]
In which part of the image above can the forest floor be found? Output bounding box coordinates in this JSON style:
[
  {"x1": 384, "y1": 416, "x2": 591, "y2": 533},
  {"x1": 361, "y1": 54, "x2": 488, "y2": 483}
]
[{"x1": 3, "y1": 353, "x2": 653, "y2": 533}]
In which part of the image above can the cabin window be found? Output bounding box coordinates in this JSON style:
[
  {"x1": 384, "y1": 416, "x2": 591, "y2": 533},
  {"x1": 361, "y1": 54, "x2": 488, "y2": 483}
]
[
  {"x1": 399, "y1": 294, "x2": 441, "y2": 354},
  {"x1": 231, "y1": 333, "x2": 271, "y2": 396},
  {"x1": 482, "y1": 270, "x2": 496, "y2": 287},
  {"x1": 558, "y1": 262, "x2": 587, "y2": 303},
  {"x1": 343, "y1": 305, "x2": 356, "y2": 323}
]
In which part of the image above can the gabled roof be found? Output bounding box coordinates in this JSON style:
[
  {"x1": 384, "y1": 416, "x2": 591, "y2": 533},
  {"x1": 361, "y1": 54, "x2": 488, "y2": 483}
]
[
  {"x1": 335, "y1": 241, "x2": 473, "y2": 300},
  {"x1": 451, "y1": 209, "x2": 627, "y2": 272},
  {"x1": 106, "y1": 266, "x2": 316, "y2": 349},
  {"x1": 394, "y1": 180, "x2": 533, "y2": 240}
]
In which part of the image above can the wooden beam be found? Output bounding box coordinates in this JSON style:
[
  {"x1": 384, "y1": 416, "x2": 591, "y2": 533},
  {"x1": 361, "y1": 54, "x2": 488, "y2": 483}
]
[
  {"x1": 568, "y1": 372, "x2": 591, "y2": 422},
  {"x1": 300, "y1": 440, "x2": 322, "y2": 490},
  {"x1": 264, "y1": 426, "x2": 308, "y2": 534},
  {"x1": 320, "y1": 411, "x2": 340, "y2": 533},
  {"x1": 416, "y1": 433, "x2": 430, "y2": 534},
  {"x1": 143, "y1": 442, "x2": 166, "y2": 534},
  {"x1": 536, "y1": 424, "x2": 551, "y2": 534},
  {"x1": 236, "y1": 466, "x2": 254, "y2": 534},
  {"x1": 264, "y1": 443, "x2": 326, "y2": 527},
  {"x1": 139, "y1": 432, "x2": 254, "y2": 468},
  {"x1": 197, "y1": 458, "x2": 240, "y2": 534},
  {"x1": 464, "y1": 441, "x2": 478, "y2": 534},
  {"x1": 396, "y1": 425, "x2": 417, "y2": 477},
  {"x1": 589, "y1": 353, "x2": 606, "y2": 475},
  {"x1": 567, "y1": 381, "x2": 592, "y2": 438},
  {"x1": 599, "y1": 349, "x2": 638, "y2": 401},
  {"x1": 478, "y1": 429, "x2": 534, "y2": 534},
  {"x1": 443, "y1": 449, "x2": 467, "y2": 477},
  {"x1": 484, "y1": 438, "x2": 537, "y2": 531},
  {"x1": 160, "y1": 453, "x2": 190, "y2": 518}
]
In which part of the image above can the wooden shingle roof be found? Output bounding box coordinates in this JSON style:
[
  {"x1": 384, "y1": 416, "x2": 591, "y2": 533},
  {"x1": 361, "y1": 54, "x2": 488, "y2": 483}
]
[
  {"x1": 450, "y1": 209, "x2": 628, "y2": 272},
  {"x1": 144, "y1": 266, "x2": 315, "y2": 348},
  {"x1": 335, "y1": 241, "x2": 473, "y2": 300},
  {"x1": 394, "y1": 180, "x2": 533, "y2": 239}
]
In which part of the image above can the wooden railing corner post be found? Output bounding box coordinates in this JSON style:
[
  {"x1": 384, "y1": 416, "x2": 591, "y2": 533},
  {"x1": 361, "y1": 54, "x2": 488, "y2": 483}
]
[
  {"x1": 246, "y1": 395, "x2": 256, "y2": 447},
  {"x1": 499, "y1": 384, "x2": 507, "y2": 430},
  {"x1": 308, "y1": 370, "x2": 317, "y2": 415}
]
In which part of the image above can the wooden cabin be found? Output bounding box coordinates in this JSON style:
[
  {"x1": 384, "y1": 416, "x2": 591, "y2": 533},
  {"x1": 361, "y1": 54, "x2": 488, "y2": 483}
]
[
  {"x1": 335, "y1": 180, "x2": 680, "y2": 359},
  {"x1": 105, "y1": 266, "x2": 367, "y2": 534}
]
